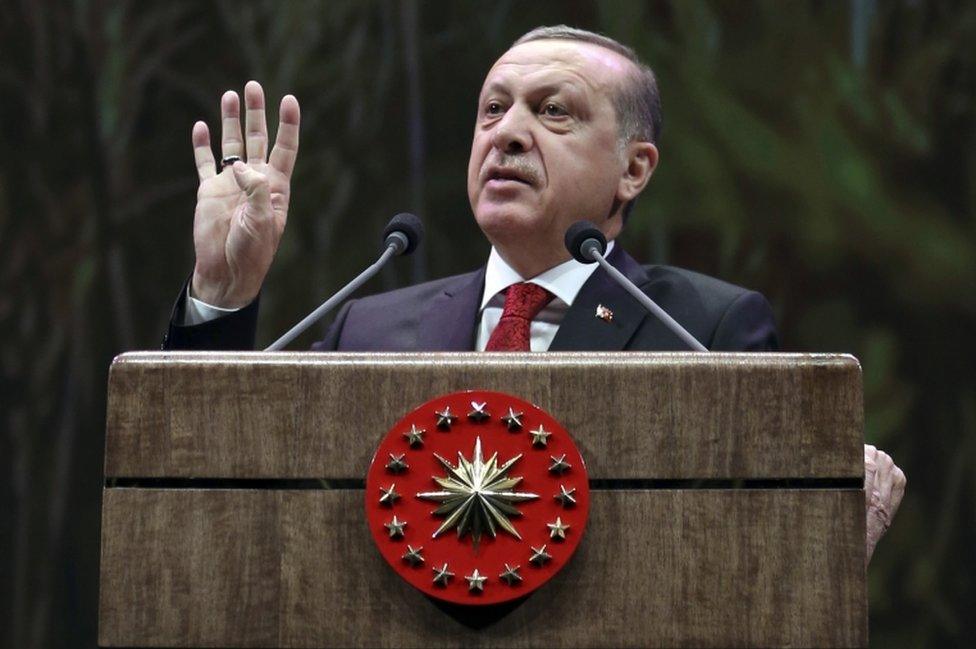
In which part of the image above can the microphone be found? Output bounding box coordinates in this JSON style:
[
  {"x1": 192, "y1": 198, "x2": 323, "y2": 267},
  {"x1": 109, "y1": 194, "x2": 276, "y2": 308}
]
[
  {"x1": 565, "y1": 221, "x2": 608, "y2": 265},
  {"x1": 382, "y1": 212, "x2": 424, "y2": 255},
  {"x1": 564, "y1": 220, "x2": 708, "y2": 352},
  {"x1": 265, "y1": 213, "x2": 424, "y2": 351}
]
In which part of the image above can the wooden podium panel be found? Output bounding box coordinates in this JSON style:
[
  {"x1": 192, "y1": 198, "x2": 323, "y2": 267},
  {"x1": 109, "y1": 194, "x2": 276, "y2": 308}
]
[
  {"x1": 99, "y1": 352, "x2": 867, "y2": 648},
  {"x1": 101, "y1": 489, "x2": 864, "y2": 648},
  {"x1": 104, "y1": 352, "x2": 863, "y2": 480}
]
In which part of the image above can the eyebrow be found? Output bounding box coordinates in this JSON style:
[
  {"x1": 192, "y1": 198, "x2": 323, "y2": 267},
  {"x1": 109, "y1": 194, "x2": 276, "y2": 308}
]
[
  {"x1": 481, "y1": 78, "x2": 586, "y2": 101},
  {"x1": 482, "y1": 80, "x2": 510, "y2": 95}
]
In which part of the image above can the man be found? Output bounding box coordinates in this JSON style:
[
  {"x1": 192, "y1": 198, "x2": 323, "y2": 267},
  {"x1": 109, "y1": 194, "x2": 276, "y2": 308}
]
[{"x1": 163, "y1": 26, "x2": 905, "y2": 562}]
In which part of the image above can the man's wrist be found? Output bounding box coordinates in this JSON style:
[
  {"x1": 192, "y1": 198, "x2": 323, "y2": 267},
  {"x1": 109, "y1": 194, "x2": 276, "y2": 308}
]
[{"x1": 183, "y1": 284, "x2": 242, "y2": 326}]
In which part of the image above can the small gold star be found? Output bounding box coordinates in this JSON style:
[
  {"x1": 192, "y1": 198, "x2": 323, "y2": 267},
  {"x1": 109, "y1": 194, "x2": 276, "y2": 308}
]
[
  {"x1": 434, "y1": 407, "x2": 457, "y2": 430},
  {"x1": 379, "y1": 483, "x2": 400, "y2": 506},
  {"x1": 432, "y1": 563, "x2": 454, "y2": 586},
  {"x1": 403, "y1": 424, "x2": 425, "y2": 447},
  {"x1": 386, "y1": 453, "x2": 408, "y2": 473},
  {"x1": 529, "y1": 545, "x2": 551, "y2": 566},
  {"x1": 384, "y1": 515, "x2": 406, "y2": 539},
  {"x1": 554, "y1": 485, "x2": 576, "y2": 508},
  {"x1": 401, "y1": 545, "x2": 424, "y2": 566},
  {"x1": 501, "y1": 408, "x2": 524, "y2": 431},
  {"x1": 465, "y1": 568, "x2": 487, "y2": 592},
  {"x1": 547, "y1": 516, "x2": 570, "y2": 541},
  {"x1": 529, "y1": 425, "x2": 552, "y2": 447},
  {"x1": 499, "y1": 563, "x2": 522, "y2": 585},
  {"x1": 549, "y1": 454, "x2": 571, "y2": 475},
  {"x1": 468, "y1": 401, "x2": 490, "y2": 423}
]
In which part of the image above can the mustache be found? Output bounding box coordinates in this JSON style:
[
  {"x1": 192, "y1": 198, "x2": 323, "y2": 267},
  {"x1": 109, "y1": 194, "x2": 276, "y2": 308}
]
[{"x1": 480, "y1": 154, "x2": 542, "y2": 186}]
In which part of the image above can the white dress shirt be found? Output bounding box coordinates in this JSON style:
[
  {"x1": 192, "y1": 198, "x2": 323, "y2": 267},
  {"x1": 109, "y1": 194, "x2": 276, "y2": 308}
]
[
  {"x1": 184, "y1": 240, "x2": 614, "y2": 349},
  {"x1": 475, "y1": 241, "x2": 613, "y2": 351}
]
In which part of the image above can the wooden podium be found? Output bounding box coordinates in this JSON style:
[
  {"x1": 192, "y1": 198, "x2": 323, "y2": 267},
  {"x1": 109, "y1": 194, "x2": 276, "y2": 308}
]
[{"x1": 99, "y1": 352, "x2": 867, "y2": 648}]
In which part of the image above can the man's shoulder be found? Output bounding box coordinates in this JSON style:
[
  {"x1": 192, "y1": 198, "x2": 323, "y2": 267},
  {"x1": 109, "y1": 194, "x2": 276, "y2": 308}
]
[
  {"x1": 348, "y1": 268, "x2": 482, "y2": 312},
  {"x1": 610, "y1": 254, "x2": 777, "y2": 351},
  {"x1": 643, "y1": 264, "x2": 778, "y2": 351},
  {"x1": 316, "y1": 267, "x2": 484, "y2": 351},
  {"x1": 641, "y1": 264, "x2": 757, "y2": 308}
]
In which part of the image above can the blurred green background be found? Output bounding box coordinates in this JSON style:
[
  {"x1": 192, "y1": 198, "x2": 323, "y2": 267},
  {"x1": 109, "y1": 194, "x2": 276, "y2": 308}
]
[{"x1": 1, "y1": 0, "x2": 974, "y2": 647}]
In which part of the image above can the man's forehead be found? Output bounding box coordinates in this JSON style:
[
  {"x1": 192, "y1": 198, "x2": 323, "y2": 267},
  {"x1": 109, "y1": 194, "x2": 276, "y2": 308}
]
[{"x1": 482, "y1": 39, "x2": 633, "y2": 95}]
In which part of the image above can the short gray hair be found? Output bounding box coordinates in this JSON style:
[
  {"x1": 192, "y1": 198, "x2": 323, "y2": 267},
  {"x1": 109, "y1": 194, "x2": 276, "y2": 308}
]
[{"x1": 512, "y1": 25, "x2": 663, "y2": 145}]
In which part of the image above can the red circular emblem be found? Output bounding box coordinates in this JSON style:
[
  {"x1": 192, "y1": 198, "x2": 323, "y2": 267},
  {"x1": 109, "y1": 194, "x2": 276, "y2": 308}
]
[{"x1": 365, "y1": 390, "x2": 590, "y2": 606}]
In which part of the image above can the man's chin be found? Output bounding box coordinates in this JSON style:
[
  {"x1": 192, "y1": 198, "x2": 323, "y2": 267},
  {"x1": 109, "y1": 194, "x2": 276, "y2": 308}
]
[{"x1": 474, "y1": 204, "x2": 547, "y2": 242}]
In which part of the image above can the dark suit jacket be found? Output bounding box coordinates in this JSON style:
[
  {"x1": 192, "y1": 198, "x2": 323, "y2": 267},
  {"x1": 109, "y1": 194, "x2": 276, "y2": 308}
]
[{"x1": 163, "y1": 245, "x2": 778, "y2": 352}]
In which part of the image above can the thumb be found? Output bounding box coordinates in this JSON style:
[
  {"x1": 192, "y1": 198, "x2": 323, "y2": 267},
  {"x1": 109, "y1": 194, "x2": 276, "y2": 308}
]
[{"x1": 231, "y1": 161, "x2": 271, "y2": 204}]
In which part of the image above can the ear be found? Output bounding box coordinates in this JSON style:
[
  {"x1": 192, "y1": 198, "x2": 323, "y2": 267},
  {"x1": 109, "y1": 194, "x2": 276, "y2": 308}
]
[{"x1": 616, "y1": 141, "x2": 658, "y2": 203}]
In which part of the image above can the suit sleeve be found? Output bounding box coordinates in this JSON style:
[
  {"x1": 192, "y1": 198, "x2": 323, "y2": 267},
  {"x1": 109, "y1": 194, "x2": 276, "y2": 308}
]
[
  {"x1": 710, "y1": 290, "x2": 780, "y2": 351},
  {"x1": 161, "y1": 276, "x2": 260, "y2": 350}
]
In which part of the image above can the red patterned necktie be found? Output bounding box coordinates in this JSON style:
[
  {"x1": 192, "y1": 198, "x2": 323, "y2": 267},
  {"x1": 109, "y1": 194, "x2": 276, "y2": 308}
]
[{"x1": 485, "y1": 282, "x2": 555, "y2": 351}]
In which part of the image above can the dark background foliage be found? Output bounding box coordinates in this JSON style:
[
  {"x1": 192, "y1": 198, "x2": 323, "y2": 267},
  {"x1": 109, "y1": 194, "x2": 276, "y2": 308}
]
[{"x1": 1, "y1": 1, "x2": 973, "y2": 646}]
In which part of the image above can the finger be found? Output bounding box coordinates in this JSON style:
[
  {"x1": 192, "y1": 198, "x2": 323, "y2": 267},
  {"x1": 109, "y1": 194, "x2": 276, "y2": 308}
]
[
  {"x1": 192, "y1": 121, "x2": 217, "y2": 180},
  {"x1": 889, "y1": 467, "x2": 907, "y2": 516},
  {"x1": 269, "y1": 94, "x2": 301, "y2": 179},
  {"x1": 220, "y1": 90, "x2": 244, "y2": 160},
  {"x1": 865, "y1": 509, "x2": 885, "y2": 565},
  {"x1": 875, "y1": 451, "x2": 895, "y2": 506},
  {"x1": 863, "y1": 445, "x2": 878, "y2": 507},
  {"x1": 244, "y1": 80, "x2": 268, "y2": 163},
  {"x1": 231, "y1": 161, "x2": 271, "y2": 207}
]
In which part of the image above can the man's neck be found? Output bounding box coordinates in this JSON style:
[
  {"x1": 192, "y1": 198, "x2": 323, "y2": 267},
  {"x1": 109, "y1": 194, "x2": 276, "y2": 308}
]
[
  {"x1": 491, "y1": 246, "x2": 574, "y2": 280},
  {"x1": 487, "y1": 215, "x2": 622, "y2": 278}
]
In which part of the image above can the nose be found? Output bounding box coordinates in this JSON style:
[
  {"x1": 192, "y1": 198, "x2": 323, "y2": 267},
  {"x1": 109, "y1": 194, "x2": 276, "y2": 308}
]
[{"x1": 490, "y1": 105, "x2": 533, "y2": 154}]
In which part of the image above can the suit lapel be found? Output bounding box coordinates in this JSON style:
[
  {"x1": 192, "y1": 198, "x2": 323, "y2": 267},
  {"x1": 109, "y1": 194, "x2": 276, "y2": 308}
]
[
  {"x1": 417, "y1": 267, "x2": 485, "y2": 351},
  {"x1": 415, "y1": 246, "x2": 651, "y2": 352},
  {"x1": 548, "y1": 246, "x2": 651, "y2": 351}
]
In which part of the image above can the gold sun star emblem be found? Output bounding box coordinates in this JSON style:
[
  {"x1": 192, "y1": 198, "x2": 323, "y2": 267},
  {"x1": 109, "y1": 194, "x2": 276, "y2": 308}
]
[{"x1": 416, "y1": 437, "x2": 539, "y2": 548}]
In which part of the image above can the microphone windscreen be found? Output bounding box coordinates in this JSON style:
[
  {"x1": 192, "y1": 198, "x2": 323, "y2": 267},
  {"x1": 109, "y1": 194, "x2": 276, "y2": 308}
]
[
  {"x1": 382, "y1": 212, "x2": 424, "y2": 255},
  {"x1": 564, "y1": 220, "x2": 607, "y2": 263}
]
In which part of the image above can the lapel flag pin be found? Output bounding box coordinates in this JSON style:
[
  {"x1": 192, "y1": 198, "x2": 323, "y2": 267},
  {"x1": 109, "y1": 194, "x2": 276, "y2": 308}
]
[{"x1": 595, "y1": 304, "x2": 614, "y2": 322}]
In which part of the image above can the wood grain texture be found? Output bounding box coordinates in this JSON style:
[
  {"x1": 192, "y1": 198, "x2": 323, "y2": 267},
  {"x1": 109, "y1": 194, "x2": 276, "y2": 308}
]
[
  {"x1": 104, "y1": 352, "x2": 863, "y2": 480},
  {"x1": 99, "y1": 488, "x2": 867, "y2": 648}
]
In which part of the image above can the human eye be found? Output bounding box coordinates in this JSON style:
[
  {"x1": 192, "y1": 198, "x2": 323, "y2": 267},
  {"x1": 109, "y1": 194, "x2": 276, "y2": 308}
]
[
  {"x1": 541, "y1": 102, "x2": 568, "y2": 118},
  {"x1": 484, "y1": 100, "x2": 505, "y2": 116}
]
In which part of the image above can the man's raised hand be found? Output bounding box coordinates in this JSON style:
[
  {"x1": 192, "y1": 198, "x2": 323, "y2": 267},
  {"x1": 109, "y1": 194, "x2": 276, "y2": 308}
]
[
  {"x1": 190, "y1": 81, "x2": 300, "y2": 308},
  {"x1": 864, "y1": 444, "x2": 907, "y2": 565}
]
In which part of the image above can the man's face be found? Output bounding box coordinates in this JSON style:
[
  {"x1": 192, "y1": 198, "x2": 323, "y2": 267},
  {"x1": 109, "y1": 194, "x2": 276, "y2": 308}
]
[{"x1": 467, "y1": 39, "x2": 633, "y2": 263}]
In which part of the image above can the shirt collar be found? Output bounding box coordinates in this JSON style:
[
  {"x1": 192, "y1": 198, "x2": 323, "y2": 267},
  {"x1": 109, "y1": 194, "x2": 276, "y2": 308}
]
[{"x1": 480, "y1": 240, "x2": 615, "y2": 310}]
